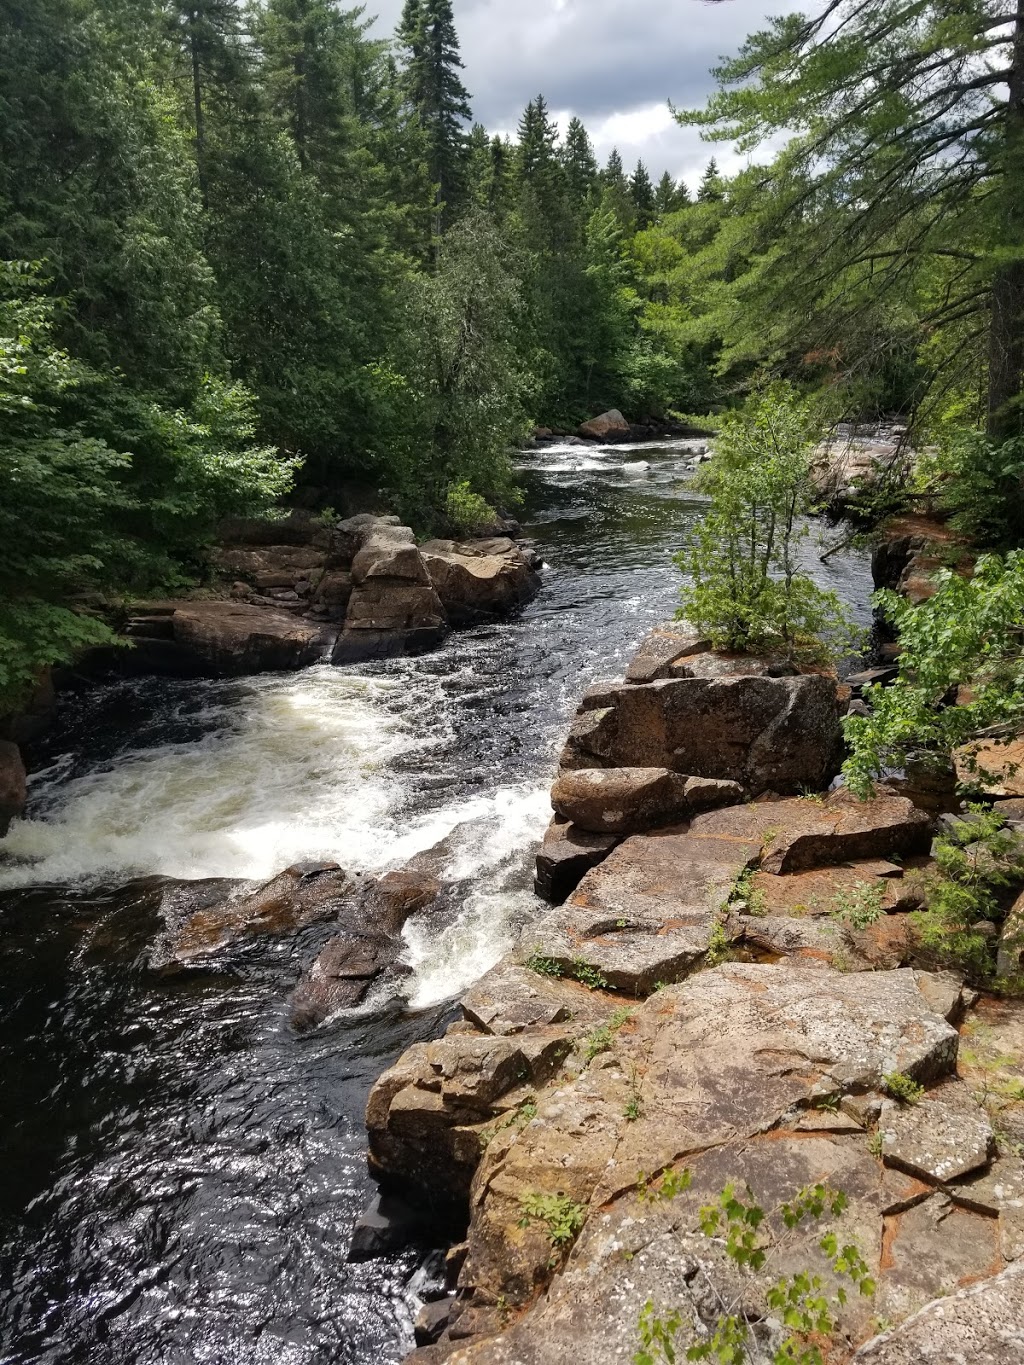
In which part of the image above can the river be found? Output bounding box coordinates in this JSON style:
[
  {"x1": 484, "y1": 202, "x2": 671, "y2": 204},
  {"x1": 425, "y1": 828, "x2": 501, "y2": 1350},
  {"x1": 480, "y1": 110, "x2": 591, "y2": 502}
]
[{"x1": 0, "y1": 441, "x2": 874, "y2": 1365}]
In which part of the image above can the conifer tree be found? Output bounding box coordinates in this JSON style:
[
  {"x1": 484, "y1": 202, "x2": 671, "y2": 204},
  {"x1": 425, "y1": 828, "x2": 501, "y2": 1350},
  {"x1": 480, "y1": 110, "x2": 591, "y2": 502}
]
[
  {"x1": 397, "y1": 0, "x2": 472, "y2": 229},
  {"x1": 630, "y1": 160, "x2": 656, "y2": 229},
  {"x1": 655, "y1": 170, "x2": 689, "y2": 216},
  {"x1": 697, "y1": 158, "x2": 724, "y2": 203},
  {"x1": 560, "y1": 116, "x2": 599, "y2": 204},
  {"x1": 600, "y1": 147, "x2": 635, "y2": 227}
]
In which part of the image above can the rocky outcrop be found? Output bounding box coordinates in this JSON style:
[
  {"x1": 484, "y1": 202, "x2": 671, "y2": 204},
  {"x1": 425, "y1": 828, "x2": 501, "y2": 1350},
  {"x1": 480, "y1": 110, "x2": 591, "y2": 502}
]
[
  {"x1": 560, "y1": 647, "x2": 843, "y2": 796},
  {"x1": 533, "y1": 818, "x2": 620, "y2": 905},
  {"x1": 420, "y1": 539, "x2": 541, "y2": 627},
  {"x1": 96, "y1": 515, "x2": 542, "y2": 679},
  {"x1": 549, "y1": 767, "x2": 741, "y2": 835},
  {"x1": 852, "y1": 1260, "x2": 1024, "y2": 1362},
  {"x1": 0, "y1": 739, "x2": 27, "y2": 838}
]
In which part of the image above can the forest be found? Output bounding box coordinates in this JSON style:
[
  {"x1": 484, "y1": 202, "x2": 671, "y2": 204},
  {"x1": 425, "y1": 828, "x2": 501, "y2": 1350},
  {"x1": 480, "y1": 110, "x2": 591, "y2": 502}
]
[{"x1": 1, "y1": 0, "x2": 1023, "y2": 718}]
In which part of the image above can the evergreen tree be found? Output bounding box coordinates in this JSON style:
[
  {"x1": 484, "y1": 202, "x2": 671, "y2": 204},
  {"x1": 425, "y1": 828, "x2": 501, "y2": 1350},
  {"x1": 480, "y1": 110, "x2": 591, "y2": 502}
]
[
  {"x1": 600, "y1": 147, "x2": 635, "y2": 228},
  {"x1": 397, "y1": 0, "x2": 472, "y2": 230},
  {"x1": 655, "y1": 170, "x2": 689, "y2": 216},
  {"x1": 517, "y1": 95, "x2": 563, "y2": 199},
  {"x1": 697, "y1": 158, "x2": 724, "y2": 203},
  {"x1": 560, "y1": 116, "x2": 599, "y2": 204},
  {"x1": 630, "y1": 160, "x2": 656, "y2": 229}
]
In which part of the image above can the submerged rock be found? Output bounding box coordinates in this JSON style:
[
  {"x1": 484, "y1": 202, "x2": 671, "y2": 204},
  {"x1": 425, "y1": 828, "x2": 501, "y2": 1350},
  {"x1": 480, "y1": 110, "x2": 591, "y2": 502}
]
[{"x1": 151, "y1": 863, "x2": 353, "y2": 973}]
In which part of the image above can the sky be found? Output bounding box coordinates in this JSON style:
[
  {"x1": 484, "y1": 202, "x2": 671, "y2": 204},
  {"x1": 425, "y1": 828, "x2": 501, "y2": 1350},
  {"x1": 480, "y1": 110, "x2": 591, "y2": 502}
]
[{"x1": 367, "y1": 0, "x2": 784, "y2": 192}]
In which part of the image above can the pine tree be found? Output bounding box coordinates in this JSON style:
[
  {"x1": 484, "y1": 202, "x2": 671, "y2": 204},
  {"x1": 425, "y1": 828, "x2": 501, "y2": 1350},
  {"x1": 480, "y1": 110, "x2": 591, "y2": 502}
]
[
  {"x1": 517, "y1": 95, "x2": 562, "y2": 193},
  {"x1": 630, "y1": 160, "x2": 656, "y2": 229},
  {"x1": 397, "y1": 0, "x2": 472, "y2": 230},
  {"x1": 560, "y1": 116, "x2": 598, "y2": 204},
  {"x1": 600, "y1": 148, "x2": 635, "y2": 228}
]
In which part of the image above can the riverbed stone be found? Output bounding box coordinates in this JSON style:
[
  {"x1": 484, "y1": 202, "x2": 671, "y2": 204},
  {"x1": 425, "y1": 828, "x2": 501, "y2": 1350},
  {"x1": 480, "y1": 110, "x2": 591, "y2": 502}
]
[
  {"x1": 151, "y1": 863, "x2": 353, "y2": 972},
  {"x1": 577, "y1": 409, "x2": 629, "y2": 441},
  {"x1": 550, "y1": 767, "x2": 691, "y2": 834},
  {"x1": 533, "y1": 816, "x2": 620, "y2": 904},
  {"x1": 880, "y1": 1079, "x2": 995, "y2": 1184},
  {"x1": 0, "y1": 739, "x2": 27, "y2": 838},
  {"x1": 165, "y1": 601, "x2": 331, "y2": 675}
]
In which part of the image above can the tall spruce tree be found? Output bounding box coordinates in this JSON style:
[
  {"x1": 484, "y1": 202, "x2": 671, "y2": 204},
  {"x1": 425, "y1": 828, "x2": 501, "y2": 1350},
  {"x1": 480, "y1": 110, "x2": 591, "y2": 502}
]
[
  {"x1": 560, "y1": 115, "x2": 599, "y2": 204},
  {"x1": 655, "y1": 170, "x2": 689, "y2": 216},
  {"x1": 689, "y1": 0, "x2": 1024, "y2": 437},
  {"x1": 630, "y1": 160, "x2": 656, "y2": 229},
  {"x1": 397, "y1": 0, "x2": 472, "y2": 230},
  {"x1": 696, "y1": 158, "x2": 724, "y2": 203}
]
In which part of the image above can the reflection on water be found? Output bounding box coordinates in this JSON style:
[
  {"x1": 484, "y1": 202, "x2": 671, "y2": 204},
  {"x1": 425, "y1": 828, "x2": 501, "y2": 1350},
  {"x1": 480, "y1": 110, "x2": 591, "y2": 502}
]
[{"x1": 0, "y1": 439, "x2": 874, "y2": 1364}]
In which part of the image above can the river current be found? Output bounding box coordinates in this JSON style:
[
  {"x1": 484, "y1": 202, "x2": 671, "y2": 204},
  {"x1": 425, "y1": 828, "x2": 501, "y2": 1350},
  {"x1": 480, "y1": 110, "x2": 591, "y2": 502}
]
[{"x1": 0, "y1": 442, "x2": 874, "y2": 1364}]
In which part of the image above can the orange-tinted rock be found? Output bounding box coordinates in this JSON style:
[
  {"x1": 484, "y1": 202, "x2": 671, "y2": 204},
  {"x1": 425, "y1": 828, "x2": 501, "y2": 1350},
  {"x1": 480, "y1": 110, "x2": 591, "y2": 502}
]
[{"x1": 0, "y1": 739, "x2": 26, "y2": 838}]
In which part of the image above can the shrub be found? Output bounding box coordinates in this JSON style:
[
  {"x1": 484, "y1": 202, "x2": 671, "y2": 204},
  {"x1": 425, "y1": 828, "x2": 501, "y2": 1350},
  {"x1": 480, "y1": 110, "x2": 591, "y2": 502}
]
[
  {"x1": 882, "y1": 1073, "x2": 925, "y2": 1105},
  {"x1": 445, "y1": 480, "x2": 497, "y2": 535},
  {"x1": 676, "y1": 384, "x2": 856, "y2": 664},
  {"x1": 843, "y1": 552, "x2": 1024, "y2": 800}
]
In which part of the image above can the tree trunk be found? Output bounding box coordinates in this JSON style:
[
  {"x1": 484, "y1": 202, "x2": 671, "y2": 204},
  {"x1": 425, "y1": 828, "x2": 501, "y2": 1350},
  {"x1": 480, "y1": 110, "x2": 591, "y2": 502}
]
[
  {"x1": 189, "y1": 18, "x2": 208, "y2": 210},
  {"x1": 987, "y1": 0, "x2": 1024, "y2": 441}
]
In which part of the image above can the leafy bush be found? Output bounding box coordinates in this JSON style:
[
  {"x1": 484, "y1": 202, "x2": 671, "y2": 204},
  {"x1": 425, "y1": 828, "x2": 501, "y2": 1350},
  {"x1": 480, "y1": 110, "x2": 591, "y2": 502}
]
[
  {"x1": 830, "y1": 881, "x2": 886, "y2": 930},
  {"x1": 913, "y1": 808, "x2": 1024, "y2": 978},
  {"x1": 445, "y1": 481, "x2": 497, "y2": 535},
  {"x1": 518, "y1": 1191, "x2": 587, "y2": 1254},
  {"x1": 676, "y1": 384, "x2": 856, "y2": 663},
  {"x1": 922, "y1": 430, "x2": 1024, "y2": 547},
  {"x1": 842, "y1": 553, "x2": 1024, "y2": 799}
]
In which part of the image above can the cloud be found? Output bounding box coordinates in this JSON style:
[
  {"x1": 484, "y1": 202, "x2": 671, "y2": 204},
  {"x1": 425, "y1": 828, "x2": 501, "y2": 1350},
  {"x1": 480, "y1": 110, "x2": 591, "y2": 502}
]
[{"x1": 368, "y1": 0, "x2": 781, "y2": 190}]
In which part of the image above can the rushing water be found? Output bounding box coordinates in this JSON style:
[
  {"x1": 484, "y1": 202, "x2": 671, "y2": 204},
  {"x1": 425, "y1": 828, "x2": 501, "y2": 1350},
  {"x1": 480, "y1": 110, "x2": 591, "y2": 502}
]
[{"x1": 0, "y1": 441, "x2": 874, "y2": 1365}]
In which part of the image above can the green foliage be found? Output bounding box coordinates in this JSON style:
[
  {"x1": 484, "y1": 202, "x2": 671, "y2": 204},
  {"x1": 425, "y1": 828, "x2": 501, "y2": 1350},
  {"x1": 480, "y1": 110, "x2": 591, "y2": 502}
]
[
  {"x1": 444, "y1": 481, "x2": 497, "y2": 535},
  {"x1": 525, "y1": 948, "x2": 564, "y2": 979},
  {"x1": 843, "y1": 553, "x2": 1024, "y2": 799},
  {"x1": 882, "y1": 1073, "x2": 925, "y2": 1106},
  {"x1": 636, "y1": 1167, "x2": 693, "y2": 1205},
  {"x1": 518, "y1": 1191, "x2": 587, "y2": 1250},
  {"x1": 580, "y1": 1008, "x2": 634, "y2": 1062},
  {"x1": 704, "y1": 917, "x2": 733, "y2": 969},
  {"x1": 923, "y1": 431, "x2": 1024, "y2": 547},
  {"x1": 0, "y1": 262, "x2": 289, "y2": 711},
  {"x1": 676, "y1": 385, "x2": 856, "y2": 662},
  {"x1": 830, "y1": 882, "x2": 886, "y2": 931},
  {"x1": 913, "y1": 809, "x2": 1024, "y2": 978},
  {"x1": 730, "y1": 867, "x2": 767, "y2": 918},
  {"x1": 571, "y1": 957, "x2": 611, "y2": 991},
  {"x1": 635, "y1": 1182, "x2": 874, "y2": 1365}
]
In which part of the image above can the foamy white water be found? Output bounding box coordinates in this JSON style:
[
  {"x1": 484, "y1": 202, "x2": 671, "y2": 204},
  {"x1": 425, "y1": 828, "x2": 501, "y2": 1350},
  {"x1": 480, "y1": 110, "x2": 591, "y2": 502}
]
[{"x1": 0, "y1": 666, "x2": 454, "y2": 888}]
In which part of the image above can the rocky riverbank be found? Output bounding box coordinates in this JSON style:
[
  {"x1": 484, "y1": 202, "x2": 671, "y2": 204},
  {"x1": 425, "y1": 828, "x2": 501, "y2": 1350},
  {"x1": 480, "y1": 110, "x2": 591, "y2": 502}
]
[{"x1": 364, "y1": 622, "x2": 1024, "y2": 1363}]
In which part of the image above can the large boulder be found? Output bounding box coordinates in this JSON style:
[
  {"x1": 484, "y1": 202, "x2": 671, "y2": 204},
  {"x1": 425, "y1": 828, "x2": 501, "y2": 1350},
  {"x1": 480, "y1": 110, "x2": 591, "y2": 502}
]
[
  {"x1": 210, "y1": 543, "x2": 325, "y2": 584},
  {"x1": 550, "y1": 767, "x2": 743, "y2": 835},
  {"x1": 560, "y1": 671, "x2": 844, "y2": 796},
  {"x1": 0, "y1": 740, "x2": 27, "y2": 838},
  {"x1": 419, "y1": 538, "x2": 541, "y2": 626},
  {"x1": 577, "y1": 409, "x2": 630, "y2": 442}
]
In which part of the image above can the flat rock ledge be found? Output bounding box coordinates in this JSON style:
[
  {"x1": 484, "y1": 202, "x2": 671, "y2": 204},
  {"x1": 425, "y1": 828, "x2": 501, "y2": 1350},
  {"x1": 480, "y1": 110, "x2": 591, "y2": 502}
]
[{"x1": 359, "y1": 624, "x2": 1022, "y2": 1364}]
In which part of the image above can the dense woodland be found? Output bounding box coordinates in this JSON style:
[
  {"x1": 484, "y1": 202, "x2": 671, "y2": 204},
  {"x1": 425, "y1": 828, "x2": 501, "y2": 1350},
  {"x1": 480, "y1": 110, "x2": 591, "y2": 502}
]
[{"x1": 1, "y1": 0, "x2": 1023, "y2": 722}]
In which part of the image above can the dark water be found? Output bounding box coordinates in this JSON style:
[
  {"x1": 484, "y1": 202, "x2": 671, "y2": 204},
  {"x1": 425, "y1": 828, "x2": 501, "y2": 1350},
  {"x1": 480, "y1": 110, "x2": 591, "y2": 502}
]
[{"x1": 0, "y1": 442, "x2": 874, "y2": 1364}]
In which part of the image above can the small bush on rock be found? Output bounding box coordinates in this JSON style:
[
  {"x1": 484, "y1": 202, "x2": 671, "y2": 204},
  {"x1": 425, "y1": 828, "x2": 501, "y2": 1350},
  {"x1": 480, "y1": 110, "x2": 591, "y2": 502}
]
[
  {"x1": 635, "y1": 1180, "x2": 874, "y2": 1364},
  {"x1": 675, "y1": 384, "x2": 856, "y2": 664}
]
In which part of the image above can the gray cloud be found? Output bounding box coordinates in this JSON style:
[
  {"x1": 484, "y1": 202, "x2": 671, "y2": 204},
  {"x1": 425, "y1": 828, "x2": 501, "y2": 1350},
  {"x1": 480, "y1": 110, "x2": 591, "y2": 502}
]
[{"x1": 368, "y1": 0, "x2": 781, "y2": 189}]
